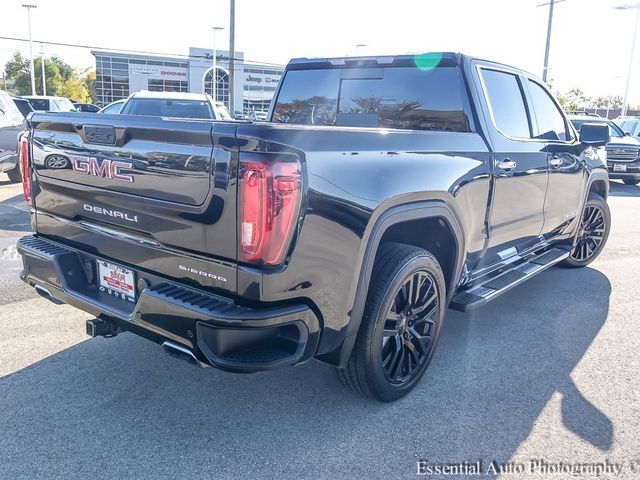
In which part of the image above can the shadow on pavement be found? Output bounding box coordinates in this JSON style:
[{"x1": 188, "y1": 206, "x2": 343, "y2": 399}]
[
  {"x1": 0, "y1": 194, "x2": 31, "y2": 233},
  {"x1": 609, "y1": 181, "x2": 640, "y2": 197},
  {"x1": 0, "y1": 266, "x2": 611, "y2": 479},
  {"x1": 0, "y1": 178, "x2": 17, "y2": 187}
]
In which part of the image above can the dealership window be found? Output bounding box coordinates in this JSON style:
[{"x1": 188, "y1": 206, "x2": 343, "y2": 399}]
[
  {"x1": 243, "y1": 99, "x2": 272, "y2": 115},
  {"x1": 94, "y1": 54, "x2": 190, "y2": 106},
  {"x1": 204, "y1": 68, "x2": 230, "y2": 108},
  {"x1": 95, "y1": 55, "x2": 131, "y2": 106},
  {"x1": 148, "y1": 79, "x2": 188, "y2": 93}
]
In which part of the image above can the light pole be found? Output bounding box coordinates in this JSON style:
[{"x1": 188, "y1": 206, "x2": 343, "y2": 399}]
[
  {"x1": 615, "y1": 2, "x2": 640, "y2": 116},
  {"x1": 355, "y1": 44, "x2": 367, "y2": 56},
  {"x1": 537, "y1": 0, "x2": 565, "y2": 82},
  {"x1": 40, "y1": 43, "x2": 46, "y2": 96},
  {"x1": 22, "y1": 4, "x2": 37, "y2": 96},
  {"x1": 211, "y1": 26, "x2": 224, "y2": 104}
]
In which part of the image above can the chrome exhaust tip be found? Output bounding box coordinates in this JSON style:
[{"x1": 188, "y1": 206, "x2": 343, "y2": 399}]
[{"x1": 162, "y1": 341, "x2": 207, "y2": 368}]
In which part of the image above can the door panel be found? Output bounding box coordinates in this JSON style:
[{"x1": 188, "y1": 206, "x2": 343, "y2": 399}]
[
  {"x1": 489, "y1": 148, "x2": 548, "y2": 249},
  {"x1": 523, "y1": 79, "x2": 585, "y2": 236},
  {"x1": 474, "y1": 65, "x2": 548, "y2": 260},
  {"x1": 541, "y1": 145, "x2": 585, "y2": 235}
]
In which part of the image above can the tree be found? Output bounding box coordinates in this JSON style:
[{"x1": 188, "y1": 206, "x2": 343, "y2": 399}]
[
  {"x1": 3, "y1": 51, "x2": 93, "y2": 102},
  {"x1": 590, "y1": 95, "x2": 623, "y2": 109},
  {"x1": 562, "y1": 88, "x2": 590, "y2": 111},
  {"x1": 82, "y1": 69, "x2": 96, "y2": 103}
]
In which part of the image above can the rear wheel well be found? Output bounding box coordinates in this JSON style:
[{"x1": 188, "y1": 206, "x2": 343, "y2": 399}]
[
  {"x1": 589, "y1": 179, "x2": 608, "y2": 200},
  {"x1": 378, "y1": 217, "x2": 457, "y2": 293}
]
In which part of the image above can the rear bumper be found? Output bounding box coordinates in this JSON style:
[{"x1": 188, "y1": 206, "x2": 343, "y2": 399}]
[{"x1": 17, "y1": 235, "x2": 320, "y2": 372}]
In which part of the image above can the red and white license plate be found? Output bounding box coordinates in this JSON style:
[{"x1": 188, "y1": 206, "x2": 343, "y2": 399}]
[
  {"x1": 613, "y1": 163, "x2": 627, "y2": 172},
  {"x1": 97, "y1": 260, "x2": 136, "y2": 302}
]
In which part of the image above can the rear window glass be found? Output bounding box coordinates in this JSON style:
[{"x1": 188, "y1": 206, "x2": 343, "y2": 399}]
[
  {"x1": 122, "y1": 99, "x2": 214, "y2": 120},
  {"x1": 272, "y1": 66, "x2": 469, "y2": 132},
  {"x1": 28, "y1": 98, "x2": 51, "y2": 111}
]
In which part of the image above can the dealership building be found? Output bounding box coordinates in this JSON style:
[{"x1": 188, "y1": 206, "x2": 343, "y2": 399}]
[{"x1": 92, "y1": 47, "x2": 284, "y2": 116}]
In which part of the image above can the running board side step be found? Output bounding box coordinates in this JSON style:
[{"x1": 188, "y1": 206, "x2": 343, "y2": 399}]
[{"x1": 449, "y1": 247, "x2": 570, "y2": 312}]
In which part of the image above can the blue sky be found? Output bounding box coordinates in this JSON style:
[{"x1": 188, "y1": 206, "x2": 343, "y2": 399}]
[{"x1": 1, "y1": 0, "x2": 639, "y2": 103}]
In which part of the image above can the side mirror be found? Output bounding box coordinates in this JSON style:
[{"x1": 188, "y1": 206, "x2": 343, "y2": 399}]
[
  {"x1": 625, "y1": 132, "x2": 632, "y2": 136},
  {"x1": 580, "y1": 123, "x2": 609, "y2": 147}
]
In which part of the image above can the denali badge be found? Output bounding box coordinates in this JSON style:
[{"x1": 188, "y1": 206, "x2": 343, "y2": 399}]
[
  {"x1": 178, "y1": 265, "x2": 227, "y2": 283},
  {"x1": 71, "y1": 155, "x2": 134, "y2": 183},
  {"x1": 83, "y1": 203, "x2": 138, "y2": 223}
]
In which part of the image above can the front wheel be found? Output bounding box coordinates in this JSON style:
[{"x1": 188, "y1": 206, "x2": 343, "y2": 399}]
[
  {"x1": 622, "y1": 178, "x2": 640, "y2": 186},
  {"x1": 336, "y1": 243, "x2": 446, "y2": 402},
  {"x1": 560, "y1": 193, "x2": 610, "y2": 268}
]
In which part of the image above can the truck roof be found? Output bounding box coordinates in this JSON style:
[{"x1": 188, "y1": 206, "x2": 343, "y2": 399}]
[
  {"x1": 287, "y1": 52, "x2": 462, "y2": 69},
  {"x1": 286, "y1": 52, "x2": 537, "y2": 80}
]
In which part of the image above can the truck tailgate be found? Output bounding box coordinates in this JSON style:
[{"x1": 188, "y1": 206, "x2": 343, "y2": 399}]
[{"x1": 28, "y1": 112, "x2": 238, "y2": 293}]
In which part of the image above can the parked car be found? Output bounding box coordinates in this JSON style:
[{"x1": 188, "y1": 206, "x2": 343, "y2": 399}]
[
  {"x1": 118, "y1": 91, "x2": 231, "y2": 120},
  {"x1": 0, "y1": 90, "x2": 26, "y2": 183},
  {"x1": 570, "y1": 115, "x2": 640, "y2": 185},
  {"x1": 247, "y1": 110, "x2": 268, "y2": 121},
  {"x1": 73, "y1": 102, "x2": 100, "y2": 113},
  {"x1": 11, "y1": 96, "x2": 35, "y2": 118},
  {"x1": 17, "y1": 53, "x2": 611, "y2": 402},
  {"x1": 614, "y1": 117, "x2": 640, "y2": 138},
  {"x1": 22, "y1": 95, "x2": 77, "y2": 112},
  {"x1": 97, "y1": 99, "x2": 126, "y2": 114}
]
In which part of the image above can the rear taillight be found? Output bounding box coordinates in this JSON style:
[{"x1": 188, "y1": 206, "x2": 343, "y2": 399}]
[
  {"x1": 19, "y1": 136, "x2": 31, "y2": 205},
  {"x1": 239, "y1": 155, "x2": 302, "y2": 265}
]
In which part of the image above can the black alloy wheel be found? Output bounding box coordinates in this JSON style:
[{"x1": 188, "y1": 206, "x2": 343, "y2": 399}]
[
  {"x1": 337, "y1": 243, "x2": 445, "y2": 402},
  {"x1": 570, "y1": 204, "x2": 606, "y2": 262},
  {"x1": 561, "y1": 193, "x2": 610, "y2": 268},
  {"x1": 381, "y1": 270, "x2": 438, "y2": 385}
]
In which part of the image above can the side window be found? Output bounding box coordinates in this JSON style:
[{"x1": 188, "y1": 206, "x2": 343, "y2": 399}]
[
  {"x1": 527, "y1": 80, "x2": 570, "y2": 141},
  {"x1": 480, "y1": 69, "x2": 531, "y2": 138}
]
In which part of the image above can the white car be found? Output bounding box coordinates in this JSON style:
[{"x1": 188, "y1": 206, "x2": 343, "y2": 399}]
[
  {"x1": 22, "y1": 95, "x2": 76, "y2": 112},
  {"x1": 97, "y1": 99, "x2": 126, "y2": 114},
  {"x1": 119, "y1": 91, "x2": 232, "y2": 120}
]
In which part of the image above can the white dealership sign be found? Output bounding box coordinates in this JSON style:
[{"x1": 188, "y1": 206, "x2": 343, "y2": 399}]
[{"x1": 129, "y1": 65, "x2": 188, "y2": 79}]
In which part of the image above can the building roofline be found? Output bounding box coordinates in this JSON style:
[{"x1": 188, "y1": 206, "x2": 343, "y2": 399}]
[{"x1": 90, "y1": 49, "x2": 186, "y2": 63}]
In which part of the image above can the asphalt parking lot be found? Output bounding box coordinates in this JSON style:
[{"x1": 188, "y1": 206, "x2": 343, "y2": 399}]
[{"x1": 1, "y1": 173, "x2": 639, "y2": 480}]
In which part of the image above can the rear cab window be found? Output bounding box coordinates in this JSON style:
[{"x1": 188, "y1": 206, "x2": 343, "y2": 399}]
[
  {"x1": 28, "y1": 98, "x2": 51, "y2": 111},
  {"x1": 272, "y1": 57, "x2": 470, "y2": 132}
]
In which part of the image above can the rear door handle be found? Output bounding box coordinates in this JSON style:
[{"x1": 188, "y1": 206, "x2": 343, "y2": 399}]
[
  {"x1": 496, "y1": 159, "x2": 517, "y2": 172},
  {"x1": 549, "y1": 156, "x2": 563, "y2": 168}
]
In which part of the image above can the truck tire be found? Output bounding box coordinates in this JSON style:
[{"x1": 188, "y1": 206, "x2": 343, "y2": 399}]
[
  {"x1": 560, "y1": 193, "x2": 610, "y2": 268},
  {"x1": 337, "y1": 243, "x2": 446, "y2": 402},
  {"x1": 622, "y1": 178, "x2": 639, "y2": 186},
  {"x1": 6, "y1": 165, "x2": 22, "y2": 184}
]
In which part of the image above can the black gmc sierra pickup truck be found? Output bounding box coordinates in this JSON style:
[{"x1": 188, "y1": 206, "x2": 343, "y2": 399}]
[{"x1": 17, "y1": 52, "x2": 611, "y2": 402}]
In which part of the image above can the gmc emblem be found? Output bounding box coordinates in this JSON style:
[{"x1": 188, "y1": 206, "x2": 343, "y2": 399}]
[{"x1": 71, "y1": 155, "x2": 134, "y2": 183}]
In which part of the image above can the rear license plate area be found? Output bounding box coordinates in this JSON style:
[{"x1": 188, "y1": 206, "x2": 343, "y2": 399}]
[{"x1": 97, "y1": 260, "x2": 136, "y2": 303}]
